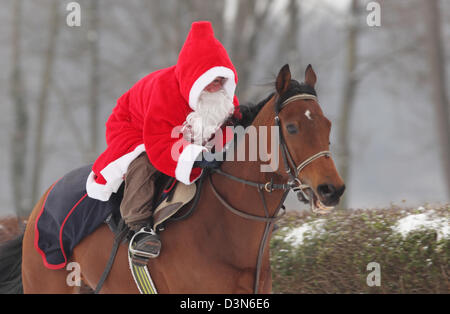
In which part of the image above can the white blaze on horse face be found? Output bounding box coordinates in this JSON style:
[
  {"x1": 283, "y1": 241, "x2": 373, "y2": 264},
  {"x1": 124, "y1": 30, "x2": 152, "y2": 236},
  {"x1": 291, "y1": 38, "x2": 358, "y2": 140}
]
[{"x1": 305, "y1": 110, "x2": 313, "y2": 120}]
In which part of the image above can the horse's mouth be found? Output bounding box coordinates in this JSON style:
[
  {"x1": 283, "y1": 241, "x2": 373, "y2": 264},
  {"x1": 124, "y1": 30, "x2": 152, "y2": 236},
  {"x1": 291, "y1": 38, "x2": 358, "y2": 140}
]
[
  {"x1": 311, "y1": 190, "x2": 335, "y2": 214},
  {"x1": 296, "y1": 188, "x2": 335, "y2": 215}
]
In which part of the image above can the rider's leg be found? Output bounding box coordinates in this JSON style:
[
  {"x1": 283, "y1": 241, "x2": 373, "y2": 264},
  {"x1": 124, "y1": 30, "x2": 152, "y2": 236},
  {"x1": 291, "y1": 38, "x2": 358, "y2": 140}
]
[
  {"x1": 120, "y1": 152, "x2": 157, "y2": 229},
  {"x1": 121, "y1": 152, "x2": 161, "y2": 261}
]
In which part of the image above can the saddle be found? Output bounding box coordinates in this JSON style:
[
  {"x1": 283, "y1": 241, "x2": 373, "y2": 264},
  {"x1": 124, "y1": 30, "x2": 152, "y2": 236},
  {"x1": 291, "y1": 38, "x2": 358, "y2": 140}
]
[
  {"x1": 106, "y1": 178, "x2": 197, "y2": 236},
  {"x1": 153, "y1": 181, "x2": 197, "y2": 232}
]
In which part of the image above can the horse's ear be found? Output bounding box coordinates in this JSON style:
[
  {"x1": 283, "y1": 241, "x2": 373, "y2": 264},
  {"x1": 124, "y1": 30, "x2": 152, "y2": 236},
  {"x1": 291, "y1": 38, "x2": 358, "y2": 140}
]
[
  {"x1": 304, "y1": 64, "x2": 317, "y2": 88},
  {"x1": 276, "y1": 64, "x2": 291, "y2": 95}
]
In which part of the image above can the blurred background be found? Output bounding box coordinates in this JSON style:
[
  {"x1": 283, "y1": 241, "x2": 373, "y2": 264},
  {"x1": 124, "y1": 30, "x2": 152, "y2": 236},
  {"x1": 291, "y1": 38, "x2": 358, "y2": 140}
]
[{"x1": 0, "y1": 0, "x2": 449, "y2": 218}]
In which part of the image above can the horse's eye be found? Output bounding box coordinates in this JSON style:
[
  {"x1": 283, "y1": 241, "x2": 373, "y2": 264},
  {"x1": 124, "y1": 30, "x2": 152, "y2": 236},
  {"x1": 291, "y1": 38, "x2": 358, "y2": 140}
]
[{"x1": 286, "y1": 124, "x2": 298, "y2": 134}]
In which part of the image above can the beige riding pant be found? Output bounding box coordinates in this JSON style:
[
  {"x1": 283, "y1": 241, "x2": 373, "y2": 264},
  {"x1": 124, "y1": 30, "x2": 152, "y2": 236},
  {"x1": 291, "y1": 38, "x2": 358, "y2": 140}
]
[{"x1": 120, "y1": 152, "x2": 158, "y2": 228}]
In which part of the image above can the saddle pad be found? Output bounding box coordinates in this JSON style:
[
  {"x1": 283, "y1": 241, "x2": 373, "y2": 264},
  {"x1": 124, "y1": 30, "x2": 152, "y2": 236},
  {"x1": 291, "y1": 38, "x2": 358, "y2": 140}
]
[
  {"x1": 153, "y1": 182, "x2": 196, "y2": 231},
  {"x1": 35, "y1": 164, "x2": 122, "y2": 270}
]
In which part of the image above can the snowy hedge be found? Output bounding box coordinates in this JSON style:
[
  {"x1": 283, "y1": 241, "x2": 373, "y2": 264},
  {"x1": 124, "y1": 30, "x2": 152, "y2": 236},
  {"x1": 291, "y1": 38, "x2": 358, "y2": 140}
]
[{"x1": 270, "y1": 204, "x2": 449, "y2": 294}]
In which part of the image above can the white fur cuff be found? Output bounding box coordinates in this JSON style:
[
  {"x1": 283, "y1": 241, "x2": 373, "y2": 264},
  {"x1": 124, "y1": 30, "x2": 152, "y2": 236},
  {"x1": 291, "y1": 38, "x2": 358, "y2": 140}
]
[{"x1": 175, "y1": 143, "x2": 206, "y2": 185}]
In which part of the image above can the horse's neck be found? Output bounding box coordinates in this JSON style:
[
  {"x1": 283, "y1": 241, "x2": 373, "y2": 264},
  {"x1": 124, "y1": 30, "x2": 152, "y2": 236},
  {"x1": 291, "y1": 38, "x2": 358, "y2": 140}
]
[
  {"x1": 198, "y1": 99, "x2": 285, "y2": 268},
  {"x1": 220, "y1": 97, "x2": 284, "y2": 213}
]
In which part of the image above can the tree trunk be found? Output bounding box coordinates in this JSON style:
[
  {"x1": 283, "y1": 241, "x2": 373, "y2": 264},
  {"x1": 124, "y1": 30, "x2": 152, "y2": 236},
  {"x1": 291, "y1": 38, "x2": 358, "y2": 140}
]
[
  {"x1": 281, "y1": 0, "x2": 301, "y2": 75},
  {"x1": 30, "y1": 0, "x2": 60, "y2": 205},
  {"x1": 423, "y1": 0, "x2": 450, "y2": 200},
  {"x1": 229, "y1": 0, "x2": 253, "y2": 99},
  {"x1": 337, "y1": 0, "x2": 359, "y2": 209},
  {"x1": 10, "y1": 0, "x2": 28, "y2": 218},
  {"x1": 230, "y1": 0, "x2": 272, "y2": 100},
  {"x1": 87, "y1": 0, "x2": 100, "y2": 162}
]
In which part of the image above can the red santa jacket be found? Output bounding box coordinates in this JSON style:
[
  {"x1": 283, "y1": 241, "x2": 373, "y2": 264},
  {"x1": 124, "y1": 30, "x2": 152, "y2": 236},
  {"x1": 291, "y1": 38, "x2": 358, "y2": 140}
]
[{"x1": 86, "y1": 21, "x2": 239, "y2": 201}]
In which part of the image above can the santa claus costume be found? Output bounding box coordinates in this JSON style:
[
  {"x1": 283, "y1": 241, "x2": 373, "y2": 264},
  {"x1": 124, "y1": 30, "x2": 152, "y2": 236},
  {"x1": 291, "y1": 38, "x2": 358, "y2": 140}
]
[{"x1": 86, "y1": 21, "x2": 240, "y2": 205}]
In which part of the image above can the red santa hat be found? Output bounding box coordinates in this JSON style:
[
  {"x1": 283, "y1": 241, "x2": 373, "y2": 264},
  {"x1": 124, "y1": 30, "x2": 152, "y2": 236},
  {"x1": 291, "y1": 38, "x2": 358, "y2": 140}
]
[{"x1": 175, "y1": 21, "x2": 238, "y2": 111}]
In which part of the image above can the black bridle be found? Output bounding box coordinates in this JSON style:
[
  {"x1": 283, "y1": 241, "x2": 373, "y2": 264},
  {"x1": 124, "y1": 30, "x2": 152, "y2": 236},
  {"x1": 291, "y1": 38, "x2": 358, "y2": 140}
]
[{"x1": 209, "y1": 92, "x2": 331, "y2": 293}]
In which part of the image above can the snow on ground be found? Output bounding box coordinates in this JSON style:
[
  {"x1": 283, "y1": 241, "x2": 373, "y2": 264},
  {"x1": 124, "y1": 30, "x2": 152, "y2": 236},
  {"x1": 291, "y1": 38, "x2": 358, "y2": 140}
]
[
  {"x1": 392, "y1": 207, "x2": 449, "y2": 241},
  {"x1": 284, "y1": 219, "x2": 326, "y2": 246},
  {"x1": 281, "y1": 206, "x2": 448, "y2": 248}
]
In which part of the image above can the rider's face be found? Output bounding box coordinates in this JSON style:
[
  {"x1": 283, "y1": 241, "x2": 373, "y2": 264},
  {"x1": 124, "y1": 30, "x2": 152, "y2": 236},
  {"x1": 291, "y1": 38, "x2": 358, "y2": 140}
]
[{"x1": 204, "y1": 77, "x2": 227, "y2": 93}]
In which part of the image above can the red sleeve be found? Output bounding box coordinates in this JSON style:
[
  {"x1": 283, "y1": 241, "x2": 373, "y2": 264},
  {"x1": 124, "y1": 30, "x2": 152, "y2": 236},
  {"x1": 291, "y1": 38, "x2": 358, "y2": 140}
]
[{"x1": 142, "y1": 77, "x2": 205, "y2": 184}]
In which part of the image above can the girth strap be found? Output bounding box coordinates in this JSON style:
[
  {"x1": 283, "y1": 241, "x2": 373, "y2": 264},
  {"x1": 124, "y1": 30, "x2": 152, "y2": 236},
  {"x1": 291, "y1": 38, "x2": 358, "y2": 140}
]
[{"x1": 128, "y1": 257, "x2": 157, "y2": 294}]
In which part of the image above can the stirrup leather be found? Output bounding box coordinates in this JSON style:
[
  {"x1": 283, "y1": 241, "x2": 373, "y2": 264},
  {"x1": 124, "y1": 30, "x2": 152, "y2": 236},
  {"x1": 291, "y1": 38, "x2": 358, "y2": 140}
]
[{"x1": 127, "y1": 229, "x2": 159, "y2": 294}]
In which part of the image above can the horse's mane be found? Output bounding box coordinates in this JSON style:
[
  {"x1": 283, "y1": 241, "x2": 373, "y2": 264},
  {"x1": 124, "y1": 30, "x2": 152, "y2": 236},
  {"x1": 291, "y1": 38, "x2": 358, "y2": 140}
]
[
  {"x1": 231, "y1": 92, "x2": 275, "y2": 128},
  {"x1": 230, "y1": 80, "x2": 317, "y2": 128}
]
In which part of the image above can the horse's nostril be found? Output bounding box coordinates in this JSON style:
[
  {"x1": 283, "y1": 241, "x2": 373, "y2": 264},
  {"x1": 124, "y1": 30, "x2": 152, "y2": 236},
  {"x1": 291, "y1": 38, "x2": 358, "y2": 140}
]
[{"x1": 317, "y1": 184, "x2": 336, "y2": 199}]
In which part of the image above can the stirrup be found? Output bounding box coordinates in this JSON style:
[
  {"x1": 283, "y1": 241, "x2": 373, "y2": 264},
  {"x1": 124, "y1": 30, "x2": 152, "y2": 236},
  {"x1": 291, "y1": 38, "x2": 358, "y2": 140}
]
[{"x1": 129, "y1": 227, "x2": 161, "y2": 265}]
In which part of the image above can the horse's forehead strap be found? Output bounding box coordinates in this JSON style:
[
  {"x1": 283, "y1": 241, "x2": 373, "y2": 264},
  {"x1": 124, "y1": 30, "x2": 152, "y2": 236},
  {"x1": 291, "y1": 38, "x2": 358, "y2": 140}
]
[{"x1": 279, "y1": 94, "x2": 318, "y2": 110}]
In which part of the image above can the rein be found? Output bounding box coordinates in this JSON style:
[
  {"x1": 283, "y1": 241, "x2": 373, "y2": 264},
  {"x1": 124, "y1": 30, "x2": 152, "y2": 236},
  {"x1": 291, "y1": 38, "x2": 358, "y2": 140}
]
[{"x1": 210, "y1": 93, "x2": 331, "y2": 294}]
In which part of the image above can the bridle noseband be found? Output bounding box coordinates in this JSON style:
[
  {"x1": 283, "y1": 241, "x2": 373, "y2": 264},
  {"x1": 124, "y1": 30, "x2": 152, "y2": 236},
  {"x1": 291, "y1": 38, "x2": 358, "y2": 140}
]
[{"x1": 209, "y1": 93, "x2": 332, "y2": 293}]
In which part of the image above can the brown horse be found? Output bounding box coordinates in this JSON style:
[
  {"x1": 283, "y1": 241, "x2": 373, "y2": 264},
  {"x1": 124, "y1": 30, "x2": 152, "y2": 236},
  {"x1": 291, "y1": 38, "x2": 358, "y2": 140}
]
[{"x1": 0, "y1": 64, "x2": 344, "y2": 293}]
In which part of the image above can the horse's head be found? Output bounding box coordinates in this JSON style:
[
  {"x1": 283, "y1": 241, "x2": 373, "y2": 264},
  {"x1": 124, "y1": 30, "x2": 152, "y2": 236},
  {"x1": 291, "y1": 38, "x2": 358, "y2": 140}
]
[{"x1": 273, "y1": 64, "x2": 345, "y2": 209}]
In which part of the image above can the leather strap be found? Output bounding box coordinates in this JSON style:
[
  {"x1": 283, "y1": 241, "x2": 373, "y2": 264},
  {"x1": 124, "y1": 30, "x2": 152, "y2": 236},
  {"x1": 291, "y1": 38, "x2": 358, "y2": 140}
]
[
  {"x1": 94, "y1": 220, "x2": 128, "y2": 294},
  {"x1": 208, "y1": 175, "x2": 286, "y2": 223}
]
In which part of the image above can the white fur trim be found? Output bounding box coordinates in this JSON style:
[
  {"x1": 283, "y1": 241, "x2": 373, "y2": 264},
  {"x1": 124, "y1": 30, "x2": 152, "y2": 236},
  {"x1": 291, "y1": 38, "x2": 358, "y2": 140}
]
[
  {"x1": 86, "y1": 144, "x2": 146, "y2": 201},
  {"x1": 189, "y1": 66, "x2": 236, "y2": 111},
  {"x1": 175, "y1": 144, "x2": 206, "y2": 185}
]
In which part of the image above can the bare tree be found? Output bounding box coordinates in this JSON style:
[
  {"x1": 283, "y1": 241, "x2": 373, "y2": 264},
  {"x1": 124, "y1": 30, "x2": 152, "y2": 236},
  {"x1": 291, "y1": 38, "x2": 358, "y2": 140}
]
[
  {"x1": 337, "y1": 0, "x2": 359, "y2": 209},
  {"x1": 189, "y1": 0, "x2": 226, "y2": 40},
  {"x1": 30, "y1": 0, "x2": 60, "y2": 205},
  {"x1": 285, "y1": 0, "x2": 301, "y2": 68},
  {"x1": 229, "y1": 0, "x2": 272, "y2": 100},
  {"x1": 87, "y1": 0, "x2": 100, "y2": 162},
  {"x1": 423, "y1": 0, "x2": 450, "y2": 199},
  {"x1": 10, "y1": 0, "x2": 28, "y2": 218}
]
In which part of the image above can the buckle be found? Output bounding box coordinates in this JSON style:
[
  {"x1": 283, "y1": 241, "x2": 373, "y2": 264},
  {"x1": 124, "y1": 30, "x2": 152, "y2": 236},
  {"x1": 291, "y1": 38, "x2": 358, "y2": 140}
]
[
  {"x1": 264, "y1": 182, "x2": 272, "y2": 193},
  {"x1": 129, "y1": 227, "x2": 161, "y2": 264}
]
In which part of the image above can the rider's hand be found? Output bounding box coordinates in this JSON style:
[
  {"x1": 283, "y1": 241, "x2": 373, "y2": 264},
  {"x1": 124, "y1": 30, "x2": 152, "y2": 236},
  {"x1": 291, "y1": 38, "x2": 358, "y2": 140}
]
[
  {"x1": 193, "y1": 159, "x2": 222, "y2": 169},
  {"x1": 193, "y1": 151, "x2": 222, "y2": 169}
]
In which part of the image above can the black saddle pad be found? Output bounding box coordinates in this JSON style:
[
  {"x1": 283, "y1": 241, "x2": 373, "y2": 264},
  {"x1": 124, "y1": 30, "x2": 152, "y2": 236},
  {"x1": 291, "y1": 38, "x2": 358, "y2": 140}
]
[{"x1": 35, "y1": 164, "x2": 122, "y2": 269}]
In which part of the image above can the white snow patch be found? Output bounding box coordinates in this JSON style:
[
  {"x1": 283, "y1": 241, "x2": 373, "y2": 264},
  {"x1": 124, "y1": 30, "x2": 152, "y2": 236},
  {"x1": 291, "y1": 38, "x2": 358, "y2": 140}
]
[
  {"x1": 392, "y1": 210, "x2": 449, "y2": 241},
  {"x1": 285, "y1": 219, "x2": 326, "y2": 246}
]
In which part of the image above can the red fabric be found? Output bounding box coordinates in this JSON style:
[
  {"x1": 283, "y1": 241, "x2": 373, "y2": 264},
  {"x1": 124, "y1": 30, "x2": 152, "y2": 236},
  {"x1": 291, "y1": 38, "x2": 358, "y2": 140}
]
[
  {"x1": 92, "y1": 21, "x2": 239, "y2": 185},
  {"x1": 175, "y1": 22, "x2": 238, "y2": 104}
]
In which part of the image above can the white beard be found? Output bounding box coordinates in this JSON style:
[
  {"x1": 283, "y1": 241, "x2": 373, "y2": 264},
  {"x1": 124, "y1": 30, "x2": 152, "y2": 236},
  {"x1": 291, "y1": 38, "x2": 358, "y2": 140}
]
[{"x1": 182, "y1": 89, "x2": 234, "y2": 146}]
